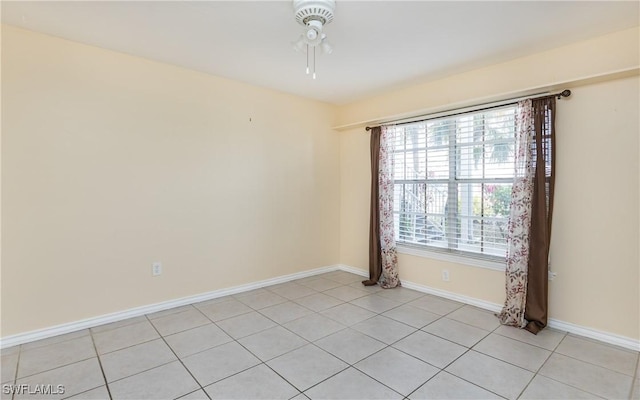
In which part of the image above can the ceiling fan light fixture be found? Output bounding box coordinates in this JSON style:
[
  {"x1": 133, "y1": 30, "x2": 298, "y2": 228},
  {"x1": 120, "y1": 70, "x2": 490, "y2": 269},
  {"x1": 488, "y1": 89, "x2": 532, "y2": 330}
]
[
  {"x1": 306, "y1": 28, "x2": 318, "y2": 41},
  {"x1": 320, "y1": 38, "x2": 332, "y2": 55},
  {"x1": 292, "y1": 35, "x2": 307, "y2": 53}
]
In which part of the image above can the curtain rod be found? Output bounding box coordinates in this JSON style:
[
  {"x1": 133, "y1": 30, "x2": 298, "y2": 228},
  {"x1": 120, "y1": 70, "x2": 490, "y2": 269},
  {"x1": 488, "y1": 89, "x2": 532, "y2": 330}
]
[{"x1": 365, "y1": 89, "x2": 571, "y2": 131}]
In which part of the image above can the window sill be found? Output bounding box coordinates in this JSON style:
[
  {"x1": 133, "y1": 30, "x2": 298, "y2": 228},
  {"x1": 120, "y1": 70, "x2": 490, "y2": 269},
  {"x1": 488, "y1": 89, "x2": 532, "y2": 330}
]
[{"x1": 396, "y1": 245, "x2": 506, "y2": 272}]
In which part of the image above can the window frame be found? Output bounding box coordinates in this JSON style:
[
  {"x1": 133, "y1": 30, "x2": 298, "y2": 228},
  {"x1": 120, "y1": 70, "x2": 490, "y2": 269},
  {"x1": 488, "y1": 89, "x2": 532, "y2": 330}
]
[{"x1": 391, "y1": 104, "x2": 518, "y2": 269}]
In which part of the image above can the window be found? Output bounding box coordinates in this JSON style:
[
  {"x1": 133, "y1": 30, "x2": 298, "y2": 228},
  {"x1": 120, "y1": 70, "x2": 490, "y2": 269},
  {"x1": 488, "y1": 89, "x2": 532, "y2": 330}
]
[{"x1": 390, "y1": 105, "x2": 516, "y2": 260}]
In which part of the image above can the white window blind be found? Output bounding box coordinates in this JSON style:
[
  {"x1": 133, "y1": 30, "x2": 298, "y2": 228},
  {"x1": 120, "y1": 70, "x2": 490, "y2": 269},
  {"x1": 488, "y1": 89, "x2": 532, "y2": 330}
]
[{"x1": 389, "y1": 105, "x2": 517, "y2": 260}]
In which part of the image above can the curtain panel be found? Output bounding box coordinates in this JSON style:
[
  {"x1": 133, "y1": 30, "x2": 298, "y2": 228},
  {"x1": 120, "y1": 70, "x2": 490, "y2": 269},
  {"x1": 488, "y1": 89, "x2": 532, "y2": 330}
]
[
  {"x1": 525, "y1": 97, "x2": 556, "y2": 334},
  {"x1": 378, "y1": 126, "x2": 400, "y2": 288},
  {"x1": 364, "y1": 126, "x2": 400, "y2": 288},
  {"x1": 498, "y1": 97, "x2": 556, "y2": 334},
  {"x1": 497, "y1": 99, "x2": 535, "y2": 328},
  {"x1": 363, "y1": 127, "x2": 382, "y2": 286}
]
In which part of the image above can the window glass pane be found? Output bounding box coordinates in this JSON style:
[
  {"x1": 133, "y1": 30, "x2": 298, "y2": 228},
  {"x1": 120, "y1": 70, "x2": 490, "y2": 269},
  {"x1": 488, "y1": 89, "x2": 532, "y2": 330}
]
[
  {"x1": 393, "y1": 184, "x2": 403, "y2": 213},
  {"x1": 484, "y1": 144, "x2": 515, "y2": 178},
  {"x1": 482, "y1": 218, "x2": 508, "y2": 257},
  {"x1": 426, "y1": 183, "x2": 447, "y2": 215},
  {"x1": 483, "y1": 183, "x2": 512, "y2": 218},
  {"x1": 393, "y1": 151, "x2": 406, "y2": 180},
  {"x1": 457, "y1": 182, "x2": 481, "y2": 242},
  {"x1": 405, "y1": 149, "x2": 426, "y2": 180},
  {"x1": 394, "y1": 212, "x2": 400, "y2": 242},
  {"x1": 456, "y1": 115, "x2": 475, "y2": 143},
  {"x1": 403, "y1": 183, "x2": 426, "y2": 214},
  {"x1": 398, "y1": 212, "x2": 415, "y2": 243},
  {"x1": 426, "y1": 148, "x2": 448, "y2": 179},
  {"x1": 427, "y1": 120, "x2": 450, "y2": 147},
  {"x1": 483, "y1": 183, "x2": 511, "y2": 257},
  {"x1": 390, "y1": 105, "x2": 516, "y2": 261},
  {"x1": 456, "y1": 143, "x2": 483, "y2": 179},
  {"x1": 424, "y1": 215, "x2": 447, "y2": 246},
  {"x1": 405, "y1": 125, "x2": 426, "y2": 150},
  {"x1": 484, "y1": 109, "x2": 516, "y2": 178}
]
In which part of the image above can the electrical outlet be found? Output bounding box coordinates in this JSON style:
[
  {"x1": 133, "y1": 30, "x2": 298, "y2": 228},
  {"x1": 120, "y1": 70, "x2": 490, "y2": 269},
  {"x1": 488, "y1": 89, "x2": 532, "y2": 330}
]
[
  {"x1": 442, "y1": 269, "x2": 450, "y2": 282},
  {"x1": 152, "y1": 262, "x2": 162, "y2": 277}
]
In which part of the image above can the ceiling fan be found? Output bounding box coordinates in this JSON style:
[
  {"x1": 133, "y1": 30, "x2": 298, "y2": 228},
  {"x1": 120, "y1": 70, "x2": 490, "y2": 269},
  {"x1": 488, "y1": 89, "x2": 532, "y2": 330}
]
[{"x1": 291, "y1": 0, "x2": 336, "y2": 79}]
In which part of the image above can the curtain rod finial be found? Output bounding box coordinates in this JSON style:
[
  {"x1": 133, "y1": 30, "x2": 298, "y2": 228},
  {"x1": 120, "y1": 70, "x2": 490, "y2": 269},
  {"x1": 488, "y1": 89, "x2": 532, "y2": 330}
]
[
  {"x1": 365, "y1": 126, "x2": 372, "y2": 131},
  {"x1": 557, "y1": 89, "x2": 571, "y2": 100}
]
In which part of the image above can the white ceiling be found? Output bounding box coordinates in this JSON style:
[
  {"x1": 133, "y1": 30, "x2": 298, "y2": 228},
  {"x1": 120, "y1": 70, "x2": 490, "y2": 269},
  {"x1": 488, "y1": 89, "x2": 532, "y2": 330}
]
[{"x1": 2, "y1": 1, "x2": 638, "y2": 105}]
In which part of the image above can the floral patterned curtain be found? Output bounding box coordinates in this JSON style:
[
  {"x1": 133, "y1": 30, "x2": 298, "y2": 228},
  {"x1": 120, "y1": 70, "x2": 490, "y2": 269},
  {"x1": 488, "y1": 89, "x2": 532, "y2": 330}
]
[
  {"x1": 498, "y1": 97, "x2": 556, "y2": 333},
  {"x1": 378, "y1": 126, "x2": 400, "y2": 289},
  {"x1": 497, "y1": 99, "x2": 535, "y2": 327}
]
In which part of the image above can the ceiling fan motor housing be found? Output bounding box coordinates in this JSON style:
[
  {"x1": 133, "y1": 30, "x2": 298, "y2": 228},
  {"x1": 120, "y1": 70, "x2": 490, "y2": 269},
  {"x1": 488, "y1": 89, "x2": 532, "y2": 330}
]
[{"x1": 293, "y1": 0, "x2": 336, "y2": 27}]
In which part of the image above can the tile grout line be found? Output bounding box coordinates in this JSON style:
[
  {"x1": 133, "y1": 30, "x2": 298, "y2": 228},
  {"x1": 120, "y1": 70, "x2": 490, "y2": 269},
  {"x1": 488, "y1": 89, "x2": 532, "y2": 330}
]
[
  {"x1": 416, "y1": 320, "x2": 514, "y2": 400},
  {"x1": 303, "y1": 360, "x2": 404, "y2": 399},
  {"x1": 347, "y1": 337, "x2": 433, "y2": 399},
  {"x1": 405, "y1": 370, "x2": 507, "y2": 400},
  {"x1": 263, "y1": 279, "x2": 389, "y2": 392},
  {"x1": 548, "y1": 331, "x2": 568, "y2": 353},
  {"x1": 252, "y1": 301, "x2": 316, "y2": 326},
  {"x1": 550, "y1": 347, "x2": 638, "y2": 378},
  {"x1": 491, "y1": 328, "x2": 567, "y2": 352},
  {"x1": 249, "y1": 282, "x2": 358, "y2": 342},
  {"x1": 504, "y1": 336, "x2": 556, "y2": 400},
  {"x1": 235, "y1": 343, "x2": 308, "y2": 398},
  {"x1": 317, "y1": 295, "x2": 490, "y2": 399},
  {"x1": 147, "y1": 306, "x2": 198, "y2": 322},
  {"x1": 94, "y1": 337, "x2": 159, "y2": 357},
  {"x1": 18, "y1": 331, "x2": 91, "y2": 353},
  {"x1": 561, "y1": 333, "x2": 636, "y2": 398},
  {"x1": 94, "y1": 314, "x2": 216, "y2": 384},
  {"x1": 343, "y1": 312, "x2": 507, "y2": 400},
  {"x1": 629, "y1": 356, "x2": 640, "y2": 400},
  {"x1": 534, "y1": 334, "x2": 631, "y2": 399},
  {"x1": 197, "y1": 279, "x2": 405, "y2": 397},
  {"x1": 260, "y1": 362, "x2": 306, "y2": 399},
  {"x1": 10, "y1": 345, "x2": 22, "y2": 400},
  {"x1": 563, "y1": 332, "x2": 639, "y2": 354},
  {"x1": 178, "y1": 388, "x2": 207, "y2": 400},
  {"x1": 182, "y1": 291, "x2": 317, "y2": 396},
  {"x1": 145, "y1": 299, "x2": 320, "y2": 389},
  {"x1": 534, "y1": 368, "x2": 612, "y2": 399},
  {"x1": 196, "y1": 315, "x2": 306, "y2": 397},
  {"x1": 88, "y1": 329, "x2": 114, "y2": 400},
  {"x1": 468, "y1": 321, "x2": 545, "y2": 397},
  {"x1": 90, "y1": 317, "x2": 148, "y2": 335},
  {"x1": 101, "y1": 359, "x2": 177, "y2": 385},
  {"x1": 143, "y1": 315, "x2": 212, "y2": 400},
  {"x1": 431, "y1": 346, "x2": 510, "y2": 400},
  {"x1": 469, "y1": 343, "x2": 551, "y2": 375},
  {"x1": 10, "y1": 355, "x2": 97, "y2": 383}
]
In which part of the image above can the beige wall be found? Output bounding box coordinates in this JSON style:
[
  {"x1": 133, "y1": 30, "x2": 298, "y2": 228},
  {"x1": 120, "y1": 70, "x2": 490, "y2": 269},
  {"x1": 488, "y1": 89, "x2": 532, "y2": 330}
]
[
  {"x1": 339, "y1": 53, "x2": 640, "y2": 339},
  {"x1": 550, "y1": 76, "x2": 639, "y2": 339},
  {"x1": 1, "y1": 25, "x2": 340, "y2": 336}
]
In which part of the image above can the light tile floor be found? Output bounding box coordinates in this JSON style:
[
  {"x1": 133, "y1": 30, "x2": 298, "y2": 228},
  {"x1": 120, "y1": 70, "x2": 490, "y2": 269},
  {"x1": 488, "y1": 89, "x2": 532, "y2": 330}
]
[{"x1": 1, "y1": 271, "x2": 639, "y2": 400}]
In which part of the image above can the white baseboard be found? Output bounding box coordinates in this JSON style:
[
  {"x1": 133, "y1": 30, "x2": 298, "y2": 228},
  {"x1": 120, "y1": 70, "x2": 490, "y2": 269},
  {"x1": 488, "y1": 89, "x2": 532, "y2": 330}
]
[
  {"x1": 335, "y1": 264, "x2": 369, "y2": 278},
  {"x1": 3, "y1": 263, "x2": 638, "y2": 352},
  {"x1": 335, "y1": 264, "x2": 639, "y2": 352},
  {"x1": 0, "y1": 264, "x2": 340, "y2": 349},
  {"x1": 400, "y1": 280, "x2": 504, "y2": 314},
  {"x1": 547, "y1": 319, "x2": 640, "y2": 352}
]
